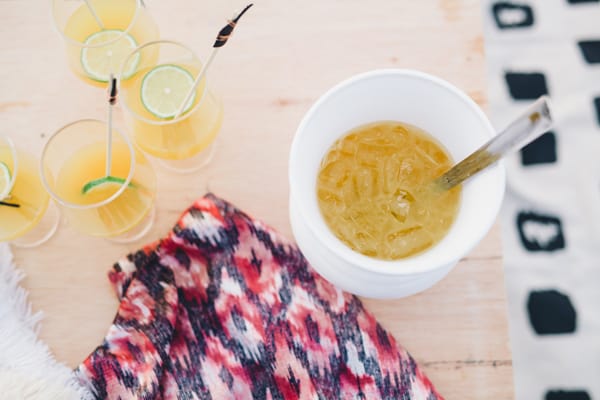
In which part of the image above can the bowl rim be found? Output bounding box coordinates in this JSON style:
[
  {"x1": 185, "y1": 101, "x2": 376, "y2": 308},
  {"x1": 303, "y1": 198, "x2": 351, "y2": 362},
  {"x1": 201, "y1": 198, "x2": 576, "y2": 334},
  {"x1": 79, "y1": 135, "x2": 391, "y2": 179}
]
[{"x1": 288, "y1": 68, "x2": 506, "y2": 276}]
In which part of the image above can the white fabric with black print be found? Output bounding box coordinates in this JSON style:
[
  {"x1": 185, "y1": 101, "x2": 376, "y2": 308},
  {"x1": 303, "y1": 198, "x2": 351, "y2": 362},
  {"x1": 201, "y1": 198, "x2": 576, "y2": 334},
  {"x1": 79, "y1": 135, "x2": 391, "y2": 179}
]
[{"x1": 482, "y1": 1, "x2": 600, "y2": 399}]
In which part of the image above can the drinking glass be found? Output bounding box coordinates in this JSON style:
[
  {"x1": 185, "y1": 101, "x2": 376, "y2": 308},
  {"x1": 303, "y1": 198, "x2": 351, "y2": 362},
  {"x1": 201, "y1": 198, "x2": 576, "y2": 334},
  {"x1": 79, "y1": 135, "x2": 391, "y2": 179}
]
[
  {"x1": 120, "y1": 40, "x2": 224, "y2": 173},
  {"x1": 51, "y1": 0, "x2": 159, "y2": 87},
  {"x1": 41, "y1": 119, "x2": 156, "y2": 242},
  {"x1": 0, "y1": 136, "x2": 59, "y2": 247}
]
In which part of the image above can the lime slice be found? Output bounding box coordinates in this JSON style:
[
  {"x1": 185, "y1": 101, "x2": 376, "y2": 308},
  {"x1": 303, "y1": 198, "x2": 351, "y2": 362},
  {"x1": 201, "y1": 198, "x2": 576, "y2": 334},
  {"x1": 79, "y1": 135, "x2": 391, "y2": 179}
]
[
  {"x1": 81, "y1": 29, "x2": 140, "y2": 83},
  {"x1": 0, "y1": 162, "x2": 11, "y2": 200},
  {"x1": 82, "y1": 176, "x2": 132, "y2": 195},
  {"x1": 140, "y1": 64, "x2": 197, "y2": 119}
]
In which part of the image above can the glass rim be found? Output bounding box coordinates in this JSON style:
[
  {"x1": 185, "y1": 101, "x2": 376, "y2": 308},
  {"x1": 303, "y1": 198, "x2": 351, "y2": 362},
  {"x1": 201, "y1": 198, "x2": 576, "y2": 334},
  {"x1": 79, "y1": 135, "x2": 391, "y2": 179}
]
[
  {"x1": 119, "y1": 39, "x2": 209, "y2": 126},
  {"x1": 51, "y1": 0, "x2": 142, "y2": 49},
  {"x1": 40, "y1": 118, "x2": 136, "y2": 210},
  {"x1": 0, "y1": 135, "x2": 18, "y2": 201}
]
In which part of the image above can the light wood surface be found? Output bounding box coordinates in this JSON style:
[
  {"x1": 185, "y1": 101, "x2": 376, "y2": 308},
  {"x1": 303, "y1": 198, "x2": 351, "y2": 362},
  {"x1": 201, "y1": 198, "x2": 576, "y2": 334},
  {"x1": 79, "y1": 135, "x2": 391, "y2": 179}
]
[{"x1": 1, "y1": 0, "x2": 513, "y2": 398}]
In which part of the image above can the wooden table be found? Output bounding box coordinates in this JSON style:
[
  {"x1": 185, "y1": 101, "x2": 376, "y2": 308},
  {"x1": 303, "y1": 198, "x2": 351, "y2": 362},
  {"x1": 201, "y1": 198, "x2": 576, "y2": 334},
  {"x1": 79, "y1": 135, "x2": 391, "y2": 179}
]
[{"x1": 1, "y1": 1, "x2": 513, "y2": 398}]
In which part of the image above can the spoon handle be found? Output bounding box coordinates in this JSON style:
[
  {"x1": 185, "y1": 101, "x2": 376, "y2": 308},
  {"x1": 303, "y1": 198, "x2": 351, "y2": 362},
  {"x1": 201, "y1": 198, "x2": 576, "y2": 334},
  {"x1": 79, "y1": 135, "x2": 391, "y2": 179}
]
[{"x1": 434, "y1": 95, "x2": 553, "y2": 190}]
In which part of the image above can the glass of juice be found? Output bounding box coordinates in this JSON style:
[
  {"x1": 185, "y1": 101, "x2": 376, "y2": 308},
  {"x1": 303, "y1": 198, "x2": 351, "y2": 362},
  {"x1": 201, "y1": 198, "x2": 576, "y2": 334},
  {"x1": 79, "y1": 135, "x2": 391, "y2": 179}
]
[
  {"x1": 0, "y1": 136, "x2": 60, "y2": 247},
  {"x1": 52, "y1": 0, "x2": 159, "y2": 87},
  {"x1": 119, "y1": 40, "x2": 224, "y2": 173},
  {"x1": 40, "y1": 120, "x2": 157, "y2": 242}
]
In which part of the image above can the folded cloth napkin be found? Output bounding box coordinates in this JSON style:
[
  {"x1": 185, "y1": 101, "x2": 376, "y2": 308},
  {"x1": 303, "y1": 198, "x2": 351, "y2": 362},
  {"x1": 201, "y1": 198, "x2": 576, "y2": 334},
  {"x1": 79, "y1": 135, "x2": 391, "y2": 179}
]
[{"x1": 76, "y1": 194, "x2": 442, "y2": 399}]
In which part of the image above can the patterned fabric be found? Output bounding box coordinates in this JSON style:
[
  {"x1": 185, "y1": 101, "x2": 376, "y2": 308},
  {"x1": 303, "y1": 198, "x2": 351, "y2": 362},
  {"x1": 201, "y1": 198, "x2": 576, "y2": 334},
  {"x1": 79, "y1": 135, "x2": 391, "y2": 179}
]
[
  {"x1": 75, "y1": 194, "x2": 442, "y2": 400},
  {"x1": 483, "y1": 1, "x2": 600, "y2": 399}
]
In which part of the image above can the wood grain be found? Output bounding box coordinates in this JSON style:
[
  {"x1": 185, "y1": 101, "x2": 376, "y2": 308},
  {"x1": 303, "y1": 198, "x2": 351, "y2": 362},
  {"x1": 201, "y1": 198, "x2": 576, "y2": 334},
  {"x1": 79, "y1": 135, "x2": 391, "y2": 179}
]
[{"x1": 1, "y1": 0, "x2": 513, "y2": 398}]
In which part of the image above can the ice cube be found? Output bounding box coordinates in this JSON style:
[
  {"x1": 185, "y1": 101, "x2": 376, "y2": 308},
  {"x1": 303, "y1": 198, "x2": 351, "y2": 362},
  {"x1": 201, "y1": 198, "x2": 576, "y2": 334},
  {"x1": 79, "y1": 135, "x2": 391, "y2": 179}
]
[
  {"x1": 391, "y1": 124, "x2": 409, "y2": 138},
  {"x1": 414, "y1": 142, "x2": 441, "y2": 167},
  {"x1": 319, "y1": 159, "x2": 345, "y2": 180},
  {"x1": 354, "y1": 230, "x2": 378, "y2": 257},
  {"x1": 356, "y1": 143, "x2": 378, "y2": 168},
  {"x1": 317, "y1": 188, "x2": 343, "y2": 205},
  {"x1": 399, "y1": 159, "x2": 413, "y2": 176},
  {"x1": 354, "y1": 168, "x2": 376, "y2": 198},
  {"x1": 386, "y1": 225, "x2": 422, "y2": 241}
]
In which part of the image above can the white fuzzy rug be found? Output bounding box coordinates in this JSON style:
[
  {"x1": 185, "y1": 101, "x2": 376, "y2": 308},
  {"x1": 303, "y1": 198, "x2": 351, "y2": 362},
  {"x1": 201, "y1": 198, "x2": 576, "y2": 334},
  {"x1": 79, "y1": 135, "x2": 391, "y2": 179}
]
[{"x1": 0, "y1": 243, "x2": 93, "y2": 400}]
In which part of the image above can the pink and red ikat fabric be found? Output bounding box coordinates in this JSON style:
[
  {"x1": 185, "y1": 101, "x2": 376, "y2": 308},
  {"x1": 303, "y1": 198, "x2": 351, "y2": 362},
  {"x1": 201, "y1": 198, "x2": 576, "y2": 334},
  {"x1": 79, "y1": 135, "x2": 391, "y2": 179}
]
[{"x1": 75, "y1": 194, "x2": 442, "y2": 400}]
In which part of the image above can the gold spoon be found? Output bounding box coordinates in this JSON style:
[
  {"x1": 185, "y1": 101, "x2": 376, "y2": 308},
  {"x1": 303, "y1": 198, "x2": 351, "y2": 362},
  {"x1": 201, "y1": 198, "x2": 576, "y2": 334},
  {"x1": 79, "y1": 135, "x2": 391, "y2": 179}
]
[{"x1": 433, "y1": 95, "x2": 553, "y2": 191}]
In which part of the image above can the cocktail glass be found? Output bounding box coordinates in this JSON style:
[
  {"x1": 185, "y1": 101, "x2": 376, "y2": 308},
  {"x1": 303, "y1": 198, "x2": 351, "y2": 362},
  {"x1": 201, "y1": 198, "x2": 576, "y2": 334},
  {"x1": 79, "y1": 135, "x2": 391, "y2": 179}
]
[
  {"x1": 41, "y1": 119, "x2": 156, "y2": 242},
  {"x1": 120, "y1": 40, "x2": 224, "y2": 173},
  {"x1": 51, "y1": 0, "x2": 159, "y2": 87},
  {"x1": 0, "y1": 136, "x2": 59, "y2": 247}
]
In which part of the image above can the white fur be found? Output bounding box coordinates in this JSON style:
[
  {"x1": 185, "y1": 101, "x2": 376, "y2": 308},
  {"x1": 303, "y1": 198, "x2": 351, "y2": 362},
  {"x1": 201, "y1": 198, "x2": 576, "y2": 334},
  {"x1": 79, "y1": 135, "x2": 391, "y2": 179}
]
[{"x1": 0, "y1": 243, "x2": 93, "y2": 400}]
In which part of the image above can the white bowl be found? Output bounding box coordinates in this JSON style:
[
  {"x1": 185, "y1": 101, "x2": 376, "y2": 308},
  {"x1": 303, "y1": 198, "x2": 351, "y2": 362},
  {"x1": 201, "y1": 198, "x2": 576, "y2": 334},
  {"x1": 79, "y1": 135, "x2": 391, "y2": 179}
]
[{"x1": 288, "y1": 69, "x2": 505, "y2": 299}]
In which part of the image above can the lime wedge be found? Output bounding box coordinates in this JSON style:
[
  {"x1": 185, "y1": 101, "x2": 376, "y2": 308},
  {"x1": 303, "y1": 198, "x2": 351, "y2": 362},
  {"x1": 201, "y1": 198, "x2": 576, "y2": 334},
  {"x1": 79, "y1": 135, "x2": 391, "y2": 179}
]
[
  {"x1": 0, "y1": 161, "x2": 11, "y2": 200},
  {"x1": 81, "y1": 29, "x2": 139, "y2": 83},
  {"x1": 140, "y1": 64, "x2": 196, "y2": 119},
  {"x1": 82, "y1": 176, "x2": 132, "y2": 195}
]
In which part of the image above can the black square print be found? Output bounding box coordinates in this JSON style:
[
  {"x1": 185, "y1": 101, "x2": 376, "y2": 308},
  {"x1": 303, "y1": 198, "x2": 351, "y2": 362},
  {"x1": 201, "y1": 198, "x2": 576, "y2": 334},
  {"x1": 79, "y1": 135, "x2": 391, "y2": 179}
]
[
  {"x1": 492, "y1": 2, "x2": 534, "y2": 29},
  {"x1": 517, "y1": 212, "x2": 565, "y2": 252},
  {"x1": 527, "y1": 290, "x2": 577, "y2": 335},
  {"x1": 594, "y1": 97, "x2": 600, "y2": 126},
  {"x1": 546, "y1": 390, "x2": 591, "y2": 400},
  {"x1": 505, "y1": 72, "x2": 549, "y2": 100},
  {"x1": 521, "y1": 131, "x2": 557, "y2": 165},
  {"x1": 578, "y1": 40, "x2": 600, "y2": 64}
]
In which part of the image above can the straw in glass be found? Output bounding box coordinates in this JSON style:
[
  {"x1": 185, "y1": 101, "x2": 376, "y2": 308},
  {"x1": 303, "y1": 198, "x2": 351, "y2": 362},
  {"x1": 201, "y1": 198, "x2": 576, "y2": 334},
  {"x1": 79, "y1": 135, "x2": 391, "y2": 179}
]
[
  {"x1": 83, "y1": 0, "x2": 105, "y2": 29},
  {"x1": 173, "y1": 3, "x2": 253, "y2": 119},
  {"x1": 106, "y1": 74, "x2": 118, "y2": 176}
]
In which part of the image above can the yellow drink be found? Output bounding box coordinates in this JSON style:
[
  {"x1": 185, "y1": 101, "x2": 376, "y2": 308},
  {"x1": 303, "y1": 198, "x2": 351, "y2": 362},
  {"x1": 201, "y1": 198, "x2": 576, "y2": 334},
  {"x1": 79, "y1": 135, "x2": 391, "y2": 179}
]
[
  {"x1": 60, "y1": 0, "x2": 159, "y2": 86},
  {"x1": 123, "y1": 63, "x2": 223, "y2": 160},
  {"x1": 119, "y1": 41, "x2": 224, "y2": 169},
  {"x1": 317, "y1": 121, "x2": 461, "y2": 260},
  {"x1": 54, "y1": 141, "x2": 155, "y2": 237},
  {"x1": 0, "y1": 147, "x2": 50, "y2": 241}
]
